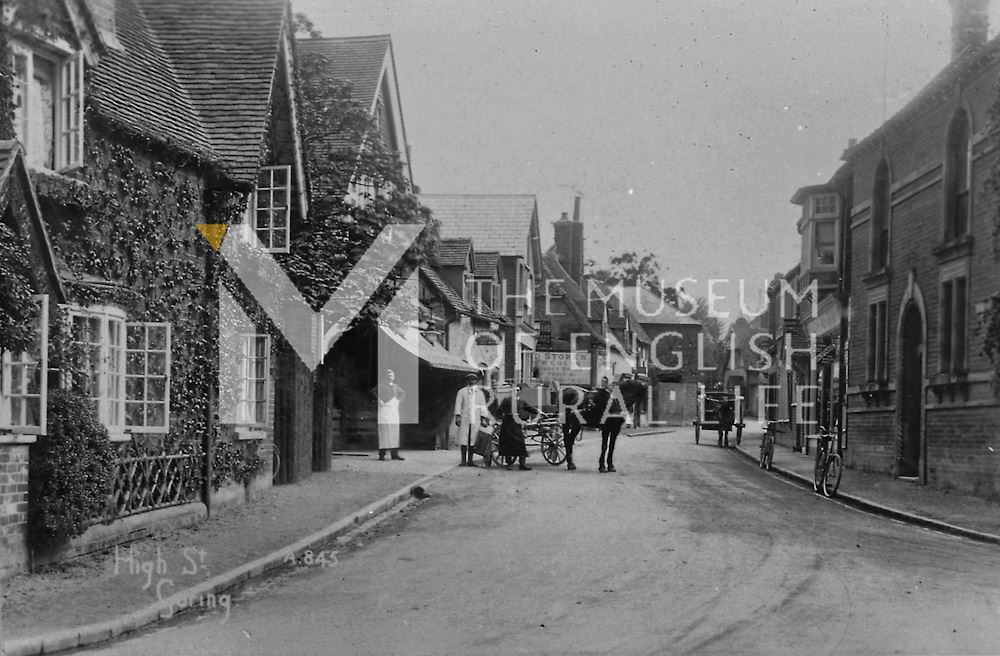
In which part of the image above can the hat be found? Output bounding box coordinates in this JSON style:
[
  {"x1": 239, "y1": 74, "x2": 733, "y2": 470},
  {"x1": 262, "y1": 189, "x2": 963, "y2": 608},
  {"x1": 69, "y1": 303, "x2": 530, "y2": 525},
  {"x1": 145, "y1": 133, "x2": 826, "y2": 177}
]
[{"x1": 465, "y1": 372, "x2": 479, "y2": 381}]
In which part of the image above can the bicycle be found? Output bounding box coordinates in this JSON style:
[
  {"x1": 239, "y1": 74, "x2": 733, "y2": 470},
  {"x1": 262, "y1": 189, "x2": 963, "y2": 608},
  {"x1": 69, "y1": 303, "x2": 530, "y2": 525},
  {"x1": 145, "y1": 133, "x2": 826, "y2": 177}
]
[
  {"x1": 812, "y1": 426, "x2": 842, "y2": 497},
  {"x1": 758, "y1": 419, "x2": 788, "y2": 470}
]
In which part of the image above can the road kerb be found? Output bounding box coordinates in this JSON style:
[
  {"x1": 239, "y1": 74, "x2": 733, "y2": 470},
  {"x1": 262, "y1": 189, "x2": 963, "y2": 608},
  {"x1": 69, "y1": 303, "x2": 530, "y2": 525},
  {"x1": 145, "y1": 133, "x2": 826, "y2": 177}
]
[
  {"x1": 731, "y1": 445, "x2": 1000, "y2": 546},
  {"x1": 0, "y1": 462, "x2": 457, "y2": 656}
]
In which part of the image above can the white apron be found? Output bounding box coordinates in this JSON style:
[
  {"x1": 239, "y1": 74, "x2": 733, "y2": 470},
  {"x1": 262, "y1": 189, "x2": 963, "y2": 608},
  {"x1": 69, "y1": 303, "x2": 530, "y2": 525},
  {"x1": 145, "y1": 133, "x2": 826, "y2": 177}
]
[{"x1": 377, "y1": 397, "x2": 401, "y2": 450}]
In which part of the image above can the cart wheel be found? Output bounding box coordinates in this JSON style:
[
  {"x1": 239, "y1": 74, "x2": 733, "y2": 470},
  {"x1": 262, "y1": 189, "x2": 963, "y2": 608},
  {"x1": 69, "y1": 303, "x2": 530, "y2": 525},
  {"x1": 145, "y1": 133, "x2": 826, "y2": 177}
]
[
  {"x1": 491, "y1": 437, "x2": 504, "y2": 467},
  {"x1": 694, "y1": 422, "x2": 701, "y2": 444},
  {"x1": 540, "y1": 431, "x2": 566, "y2": 466}
]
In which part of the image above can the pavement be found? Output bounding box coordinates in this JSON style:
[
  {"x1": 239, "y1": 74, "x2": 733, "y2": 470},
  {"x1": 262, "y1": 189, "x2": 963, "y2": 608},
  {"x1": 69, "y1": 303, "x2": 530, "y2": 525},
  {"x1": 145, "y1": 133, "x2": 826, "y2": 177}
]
[{"x1": 2, "y1": 426, "x2": 1000, "y2": 655}]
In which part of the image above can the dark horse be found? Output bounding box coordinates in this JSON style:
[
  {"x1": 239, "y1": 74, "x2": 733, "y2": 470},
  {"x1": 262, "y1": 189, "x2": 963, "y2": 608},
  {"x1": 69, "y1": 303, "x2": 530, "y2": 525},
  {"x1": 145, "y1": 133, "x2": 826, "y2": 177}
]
[{"x1": 558, "y1": 380, "x2": 647, "y2": 470}]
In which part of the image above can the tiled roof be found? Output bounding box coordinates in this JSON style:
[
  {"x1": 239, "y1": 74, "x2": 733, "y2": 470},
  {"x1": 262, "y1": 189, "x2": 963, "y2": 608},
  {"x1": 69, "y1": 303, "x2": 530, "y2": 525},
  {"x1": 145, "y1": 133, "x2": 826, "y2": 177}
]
[
  {"x1": 421, "y1": 266, "x2": 473, "y2": 315},
  {"x1": 422, "y1": 194, "x2": 537, "y2": 258},
  {"x1": 437, "y1": 238, "x2": 472, "y2": 268},
  {"x1": 539, "y1": 250, "x2": 604, "y2": 343},
  {"x1": 137, "y1": 0, "x2": 287, "y2": 181},
  {"x1": 618, "y1": 285, "x2": 701, "y2": 326},
  {"x1": 89, "y1": 0, "x2": 215, "y2": 159},
  {"x1": 421, "y1": 267, "x2": 508, "y2": 324},
  {"x1": 475, "y1": 251, "x2": 500, "y2": 279},
  {"x1": 296, "y1": 36, "x2": 391, "y2": 112},
  {"x1": 469, "y1": 293, "x2": 508, "y2": 324},
  {"x1": 0, "y1": 142, "x2": 66, "y2": 302},
  {"x1": 591, "y1": 282, "x2": 651, "y2": 344}
]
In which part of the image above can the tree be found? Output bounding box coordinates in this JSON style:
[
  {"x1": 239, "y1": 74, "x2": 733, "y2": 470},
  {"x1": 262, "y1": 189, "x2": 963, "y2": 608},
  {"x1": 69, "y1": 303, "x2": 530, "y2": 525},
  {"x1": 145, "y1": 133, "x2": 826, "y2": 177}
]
[
  {"x1": 278, "y1": 24, "x2": 436, "y2": 321},
  {"x1": 586, "y1": 251, "x2": 677, "y2": 306}
]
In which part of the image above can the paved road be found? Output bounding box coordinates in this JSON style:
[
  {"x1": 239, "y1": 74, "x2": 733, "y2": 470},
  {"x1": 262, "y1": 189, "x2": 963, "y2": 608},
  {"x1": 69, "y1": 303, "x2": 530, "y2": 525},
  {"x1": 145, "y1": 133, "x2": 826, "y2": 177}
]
[{"x1": 83, "y1": 429, "x2": 1000, "y2": 655}]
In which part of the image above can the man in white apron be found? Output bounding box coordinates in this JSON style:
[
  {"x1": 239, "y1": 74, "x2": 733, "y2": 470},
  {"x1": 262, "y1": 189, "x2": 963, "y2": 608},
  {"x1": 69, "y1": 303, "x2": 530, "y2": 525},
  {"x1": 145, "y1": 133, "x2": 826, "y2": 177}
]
[
  {"x1": 454, "y1": 372, "x2": 488, "y2": 466},
  {"x1": 374, "y1": 369, "x2": 406, "y2": 461}
]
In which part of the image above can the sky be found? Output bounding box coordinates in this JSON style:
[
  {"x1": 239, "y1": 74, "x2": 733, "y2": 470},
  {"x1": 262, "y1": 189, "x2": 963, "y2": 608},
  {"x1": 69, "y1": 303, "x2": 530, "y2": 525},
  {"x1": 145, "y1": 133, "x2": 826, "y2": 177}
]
[{"x1": 293, "y1": 0, "x2": 997, "y2": 321}]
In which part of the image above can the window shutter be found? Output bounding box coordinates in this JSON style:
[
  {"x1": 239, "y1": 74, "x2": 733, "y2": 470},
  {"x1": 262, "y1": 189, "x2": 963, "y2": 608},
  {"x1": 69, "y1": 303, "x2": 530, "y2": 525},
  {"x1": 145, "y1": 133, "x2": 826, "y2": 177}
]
[{"x1": 59, "y1": 51, "x2": 84, "y2": 168}]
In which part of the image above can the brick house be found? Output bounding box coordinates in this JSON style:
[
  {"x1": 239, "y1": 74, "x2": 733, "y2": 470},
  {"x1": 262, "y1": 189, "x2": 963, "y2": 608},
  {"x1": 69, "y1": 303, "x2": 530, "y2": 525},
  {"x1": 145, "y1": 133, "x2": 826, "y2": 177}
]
[{"x1": 836, "y1": 0, "x2": 1000, "y2": 496}]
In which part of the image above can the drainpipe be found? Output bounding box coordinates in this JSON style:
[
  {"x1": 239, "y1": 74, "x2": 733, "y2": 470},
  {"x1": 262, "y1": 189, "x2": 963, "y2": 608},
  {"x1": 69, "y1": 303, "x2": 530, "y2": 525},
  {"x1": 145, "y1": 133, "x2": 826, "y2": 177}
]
[{"x1": 835, "y1": 169, "x2": 853, "y2": 456}]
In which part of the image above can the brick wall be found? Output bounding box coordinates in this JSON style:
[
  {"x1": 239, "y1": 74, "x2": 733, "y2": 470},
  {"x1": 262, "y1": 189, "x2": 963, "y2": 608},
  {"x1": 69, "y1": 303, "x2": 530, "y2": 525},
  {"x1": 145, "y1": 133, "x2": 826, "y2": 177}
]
[
  {"x1": 926, "y1": 405, "x2": 1000, "y2": 498},
  {"x1": 0, "y1": 444, "x2": 31, "y2": 577},
  {"x1": 844, "y1": 48, "x2": 1000, "y2": 497}
]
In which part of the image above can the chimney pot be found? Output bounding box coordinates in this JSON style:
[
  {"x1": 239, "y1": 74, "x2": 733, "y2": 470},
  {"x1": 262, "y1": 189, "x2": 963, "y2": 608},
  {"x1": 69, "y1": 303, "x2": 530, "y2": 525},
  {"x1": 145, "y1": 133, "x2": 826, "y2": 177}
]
[{"x1": 950, "y1": 0, "x2": 990, "y2": 59}]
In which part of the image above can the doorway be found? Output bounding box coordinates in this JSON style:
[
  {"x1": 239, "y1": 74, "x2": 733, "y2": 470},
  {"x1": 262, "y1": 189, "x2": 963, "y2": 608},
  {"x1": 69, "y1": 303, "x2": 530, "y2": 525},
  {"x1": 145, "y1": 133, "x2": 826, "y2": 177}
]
[{"x1": 898, "y1": 301, "x2": 923, "y2": 478}]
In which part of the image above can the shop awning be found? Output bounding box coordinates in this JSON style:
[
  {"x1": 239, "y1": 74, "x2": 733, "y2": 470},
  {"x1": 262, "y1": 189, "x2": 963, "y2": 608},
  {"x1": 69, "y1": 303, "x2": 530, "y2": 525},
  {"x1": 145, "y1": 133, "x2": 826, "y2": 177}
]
[{"x1": 379, "y1": 325, "x2": 478, "y2": 373}]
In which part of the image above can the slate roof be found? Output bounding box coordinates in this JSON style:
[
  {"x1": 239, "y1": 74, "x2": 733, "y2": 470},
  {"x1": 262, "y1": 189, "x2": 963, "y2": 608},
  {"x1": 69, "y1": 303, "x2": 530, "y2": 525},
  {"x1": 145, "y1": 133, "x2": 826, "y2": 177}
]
[
  {"x1": 475, "y1": 251, "x2": 501, "y2": 279},
  {"x1": 136, "y1": 0, "x2": 287, "y2": 182},
  {"x1": 296, "y1": 36, "x2": 391, "y2": 112},
  {"x1": 422, "y1": 194, "x2": 538, "y2": 258},
  {"x1": 846, "y1": 34, "x2": 1000, "y2": 159},
  {"x1": 89, "y1": 0, "x2": 215, "y2": 159},
  {"x1": 437, "y1": 238, "x2": 472, "y2": 268}
]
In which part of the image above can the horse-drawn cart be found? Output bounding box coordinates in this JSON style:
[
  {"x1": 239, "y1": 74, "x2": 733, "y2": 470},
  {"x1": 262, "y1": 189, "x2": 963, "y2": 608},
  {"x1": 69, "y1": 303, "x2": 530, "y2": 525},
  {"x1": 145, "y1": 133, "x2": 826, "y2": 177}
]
[{"x1": 693, "y1": 384, "x2": 745, "y2": 447}]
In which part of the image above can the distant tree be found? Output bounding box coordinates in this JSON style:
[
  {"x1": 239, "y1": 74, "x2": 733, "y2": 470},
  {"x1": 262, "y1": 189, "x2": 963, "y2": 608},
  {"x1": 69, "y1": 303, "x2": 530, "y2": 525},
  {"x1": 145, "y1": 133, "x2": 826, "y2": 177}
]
[{"x1": 586, "y1": 251, "x2": 677, "y2": 306}]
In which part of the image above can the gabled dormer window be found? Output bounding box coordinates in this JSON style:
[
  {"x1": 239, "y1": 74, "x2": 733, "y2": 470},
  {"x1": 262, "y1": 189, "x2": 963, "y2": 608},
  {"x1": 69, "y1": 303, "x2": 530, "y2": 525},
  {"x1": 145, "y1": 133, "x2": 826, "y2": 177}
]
[
  {"x1": 253, "y1": 165, "x2": 291, "y2": 253},
  {"x1": 12, "y1": 44, "x2": 84, "y2": 171}
]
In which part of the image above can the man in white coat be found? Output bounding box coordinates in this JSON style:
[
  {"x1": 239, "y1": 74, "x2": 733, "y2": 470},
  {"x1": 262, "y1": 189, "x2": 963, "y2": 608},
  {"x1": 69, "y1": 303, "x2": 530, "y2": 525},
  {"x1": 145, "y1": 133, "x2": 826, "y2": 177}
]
[{"x1": 454, "y1": 372, "x2": 488, "y2": 467}]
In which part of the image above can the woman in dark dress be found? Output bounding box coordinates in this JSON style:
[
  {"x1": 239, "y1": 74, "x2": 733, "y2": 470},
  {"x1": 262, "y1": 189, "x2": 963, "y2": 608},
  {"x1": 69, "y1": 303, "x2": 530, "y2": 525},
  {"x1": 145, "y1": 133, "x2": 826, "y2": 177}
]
[{"x1": 492, "y1": 387, "x2": 539, "y2": 471}]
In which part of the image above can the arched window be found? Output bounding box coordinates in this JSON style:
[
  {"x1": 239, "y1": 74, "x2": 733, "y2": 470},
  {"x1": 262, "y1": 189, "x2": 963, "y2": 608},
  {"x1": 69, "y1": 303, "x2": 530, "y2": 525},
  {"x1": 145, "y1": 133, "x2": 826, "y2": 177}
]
[
  {"x1": 944, "y1": 109, "x2": 971, "y2": 241},
  {"x1": 870, "y1": 158, "x2": 890, "y2": 271}
]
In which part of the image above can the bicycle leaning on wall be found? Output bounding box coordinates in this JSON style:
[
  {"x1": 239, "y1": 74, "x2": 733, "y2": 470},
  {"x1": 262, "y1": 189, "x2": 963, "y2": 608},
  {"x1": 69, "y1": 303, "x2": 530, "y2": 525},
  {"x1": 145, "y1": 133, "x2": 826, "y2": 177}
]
[
  {"x1": 811, "y1": 425, "x2": 842, "y2": 497},
  {"x1": 759, "y1": 419, "x2": 789, "y2": 471}
]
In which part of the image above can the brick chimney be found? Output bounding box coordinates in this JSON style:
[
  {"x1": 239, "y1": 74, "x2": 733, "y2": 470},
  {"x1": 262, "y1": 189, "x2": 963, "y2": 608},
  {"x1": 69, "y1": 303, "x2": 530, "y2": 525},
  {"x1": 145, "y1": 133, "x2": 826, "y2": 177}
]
[
  {"x1": 553, "y1": 196, "x2": 584, "y2": 286},
  {"x1": 950, "y1": 0, "x2": 989, "y2": 59}
]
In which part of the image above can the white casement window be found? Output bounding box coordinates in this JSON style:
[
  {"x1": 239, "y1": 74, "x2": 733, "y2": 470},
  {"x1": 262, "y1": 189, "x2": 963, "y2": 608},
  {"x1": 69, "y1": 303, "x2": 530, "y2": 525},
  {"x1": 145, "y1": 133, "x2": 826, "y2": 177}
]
[
  {"x1": 811, "y1": 194, "x2": 838, "y2": 218},
  {"x1": 236, "y1": 334, "x2": 269, "y2": 425},
  {"x1": 0, "y1": 295, "x2": 49, "y2": 434},
  {"x1": 253, "y1": 165, "x2": 291, "y2": 253},
  {"x1": 12, "y1": 44, "x2": 84, "y2": 171},
  {"x1": 69, "y1": 306, "x2": 127, "y2": 430},
  {"x1": 125, "y1": 323, "x2": 171, "y2": 431}
]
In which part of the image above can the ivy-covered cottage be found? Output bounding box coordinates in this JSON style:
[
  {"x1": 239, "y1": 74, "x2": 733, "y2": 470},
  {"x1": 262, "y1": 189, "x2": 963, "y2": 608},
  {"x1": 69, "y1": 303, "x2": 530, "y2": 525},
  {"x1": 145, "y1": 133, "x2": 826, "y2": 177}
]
[
  {"x1": 293, "y1": 34, "x2": 441, "y2": 453},
  {"x1": 0, "y1": 0, "x2": 318, "y2": 575}
]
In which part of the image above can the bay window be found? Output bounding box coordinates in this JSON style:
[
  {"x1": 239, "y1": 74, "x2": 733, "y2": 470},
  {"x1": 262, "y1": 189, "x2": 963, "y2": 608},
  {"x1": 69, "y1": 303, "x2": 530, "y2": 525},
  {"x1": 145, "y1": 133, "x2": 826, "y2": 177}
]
[{"x1": 68, "y1": 306, "x2": 171, "y2": 433}]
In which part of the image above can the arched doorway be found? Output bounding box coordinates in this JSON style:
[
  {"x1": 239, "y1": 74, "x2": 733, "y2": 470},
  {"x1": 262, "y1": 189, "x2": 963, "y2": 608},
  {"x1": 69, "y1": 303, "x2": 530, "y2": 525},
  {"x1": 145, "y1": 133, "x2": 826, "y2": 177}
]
[{"x1": 898, "y1": 301, "x2": 924, "y2": 478}]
